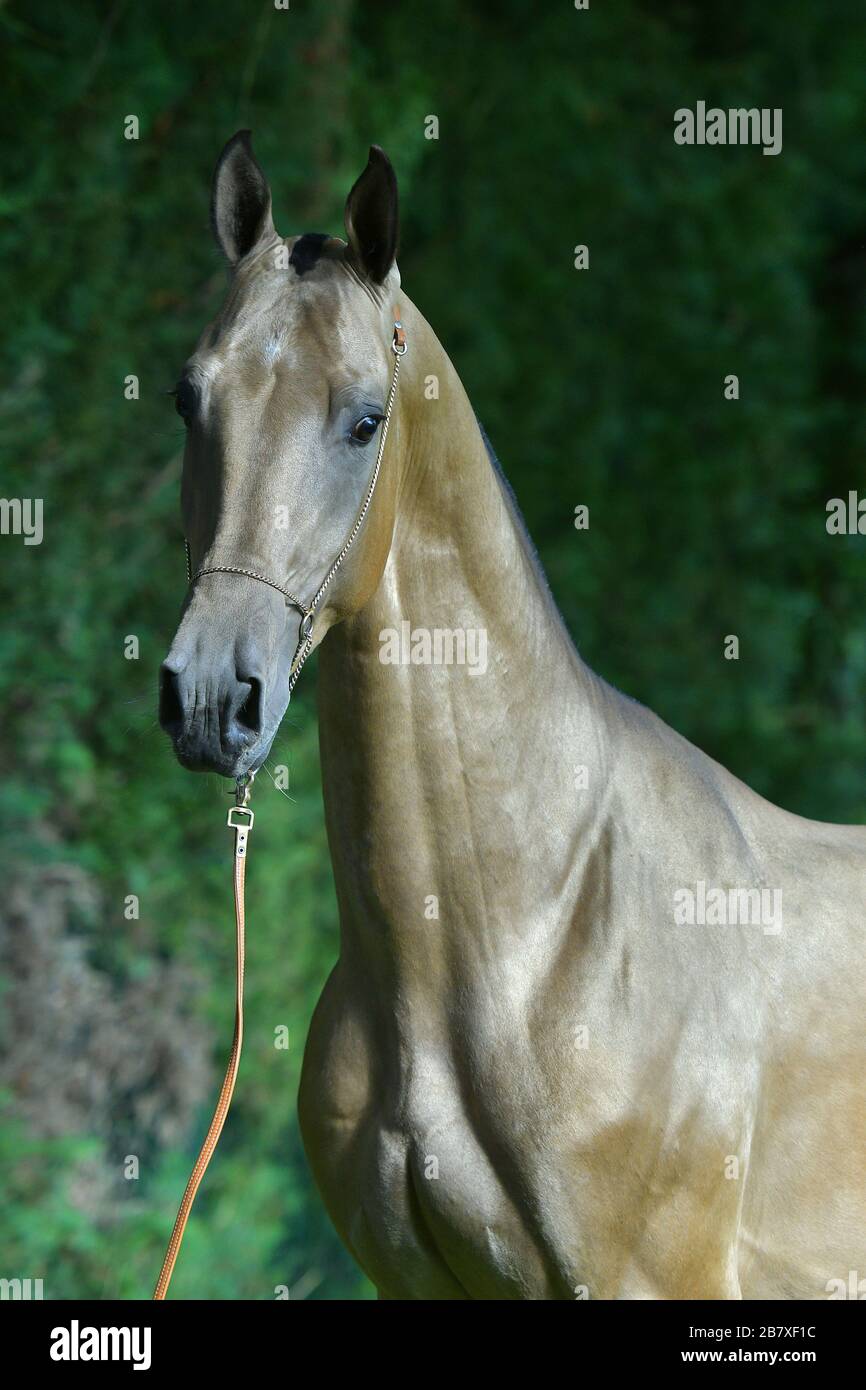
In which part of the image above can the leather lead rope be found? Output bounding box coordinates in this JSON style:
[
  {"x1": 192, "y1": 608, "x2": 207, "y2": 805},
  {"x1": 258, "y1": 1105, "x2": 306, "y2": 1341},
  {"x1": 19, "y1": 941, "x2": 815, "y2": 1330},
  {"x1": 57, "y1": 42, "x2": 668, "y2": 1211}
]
[
  {"x1": 153, "y1": 778, "x2": 254, "y2": 1300},
  {"x1": 153, "y1": 314, "x2": 407, "y2": 1299}
]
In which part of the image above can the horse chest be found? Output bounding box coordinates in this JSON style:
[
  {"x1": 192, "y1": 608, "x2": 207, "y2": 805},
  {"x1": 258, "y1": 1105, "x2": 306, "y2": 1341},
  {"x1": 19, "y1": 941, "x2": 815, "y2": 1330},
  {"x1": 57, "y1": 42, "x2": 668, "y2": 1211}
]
[{"x1": 300, "y1": 1010, "x2": 575, "y2": 1298}]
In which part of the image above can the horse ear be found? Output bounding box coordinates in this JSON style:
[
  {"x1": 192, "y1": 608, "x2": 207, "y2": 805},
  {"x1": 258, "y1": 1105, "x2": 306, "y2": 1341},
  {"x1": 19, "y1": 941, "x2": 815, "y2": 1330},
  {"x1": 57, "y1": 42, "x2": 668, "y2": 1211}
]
[
  {"x1": 344, "y1": 145, "x2": 399, "y2": 284},
  {"x1": 211, "y1": 131, "x2": 275, "y2": 266}
]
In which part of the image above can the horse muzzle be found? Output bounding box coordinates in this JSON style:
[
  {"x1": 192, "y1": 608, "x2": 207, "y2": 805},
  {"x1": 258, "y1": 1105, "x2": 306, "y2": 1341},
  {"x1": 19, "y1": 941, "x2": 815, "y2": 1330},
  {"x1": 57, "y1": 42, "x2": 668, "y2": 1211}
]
[
  {"x1": 159, "y1": 582, "x2": 292, "y2": 777},
  {"x1": 159, "y1": 649, "x2": 273, "y2": 777}
]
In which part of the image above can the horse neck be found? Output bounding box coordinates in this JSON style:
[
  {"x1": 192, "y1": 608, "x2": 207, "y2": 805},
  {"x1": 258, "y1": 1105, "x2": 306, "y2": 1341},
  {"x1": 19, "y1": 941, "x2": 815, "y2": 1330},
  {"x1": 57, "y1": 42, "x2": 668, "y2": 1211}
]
[{"x1": 317, "y1": 302, "x2": 612, "y2": 981}]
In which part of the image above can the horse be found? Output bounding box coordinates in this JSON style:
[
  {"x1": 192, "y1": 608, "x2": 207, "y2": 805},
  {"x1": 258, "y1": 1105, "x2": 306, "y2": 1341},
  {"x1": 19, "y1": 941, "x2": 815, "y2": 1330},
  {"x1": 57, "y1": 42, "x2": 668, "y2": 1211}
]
[{"x1": 160, "y1": 131, "x2": 866, "y2": 1299}]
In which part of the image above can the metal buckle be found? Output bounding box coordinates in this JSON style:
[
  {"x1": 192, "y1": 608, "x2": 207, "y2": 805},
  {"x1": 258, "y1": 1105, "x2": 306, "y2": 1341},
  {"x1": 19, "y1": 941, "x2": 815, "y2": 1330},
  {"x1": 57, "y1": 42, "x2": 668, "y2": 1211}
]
[{"x1": 227, "y1": 804, "x2": 254, "y2": 856}]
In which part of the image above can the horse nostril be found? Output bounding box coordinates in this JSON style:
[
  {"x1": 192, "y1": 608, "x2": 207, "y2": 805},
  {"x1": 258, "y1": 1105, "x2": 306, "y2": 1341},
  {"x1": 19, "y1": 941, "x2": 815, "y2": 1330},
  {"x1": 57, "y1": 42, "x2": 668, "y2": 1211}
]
[
  {"x1": 159, "y1": 662, "x2": 184, "y2": 733},
  {"x1": 236, "y1": 676, "x2": 263, "y2": 735}
]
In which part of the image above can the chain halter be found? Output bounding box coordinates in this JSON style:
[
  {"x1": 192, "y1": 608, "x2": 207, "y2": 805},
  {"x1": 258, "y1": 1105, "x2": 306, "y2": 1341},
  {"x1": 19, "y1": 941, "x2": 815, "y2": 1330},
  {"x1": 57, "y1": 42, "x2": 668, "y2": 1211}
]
[{"x1": 184, "y1": 314, "x2": 407, "y2": 695}]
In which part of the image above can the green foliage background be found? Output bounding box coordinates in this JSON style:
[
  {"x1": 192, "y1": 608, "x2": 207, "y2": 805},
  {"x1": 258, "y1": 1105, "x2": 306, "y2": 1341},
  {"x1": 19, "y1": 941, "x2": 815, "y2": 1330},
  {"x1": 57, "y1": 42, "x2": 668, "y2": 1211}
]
[{"x1": 0, "y1": 0, "x2": 864, "y2": 1299}]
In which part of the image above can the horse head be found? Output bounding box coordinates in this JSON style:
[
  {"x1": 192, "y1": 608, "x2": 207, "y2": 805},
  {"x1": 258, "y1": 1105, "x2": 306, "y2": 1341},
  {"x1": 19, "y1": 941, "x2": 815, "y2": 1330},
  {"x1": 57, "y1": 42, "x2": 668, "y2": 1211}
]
[{"x1": 160, "y1": 132, "x2": 403, "y2": 776}]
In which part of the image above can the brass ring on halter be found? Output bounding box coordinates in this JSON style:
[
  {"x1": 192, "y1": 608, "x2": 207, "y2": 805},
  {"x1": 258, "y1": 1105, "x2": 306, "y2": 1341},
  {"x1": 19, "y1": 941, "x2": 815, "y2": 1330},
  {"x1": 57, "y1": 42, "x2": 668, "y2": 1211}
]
[{"x1": 234, "y1": 770, "x2": 255, "y2": 806}]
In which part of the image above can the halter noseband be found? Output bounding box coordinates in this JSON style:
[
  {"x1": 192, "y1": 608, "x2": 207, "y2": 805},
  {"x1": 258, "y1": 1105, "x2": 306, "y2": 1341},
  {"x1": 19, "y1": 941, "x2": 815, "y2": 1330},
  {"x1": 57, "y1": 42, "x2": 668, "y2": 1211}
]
[{"x1": 184, "y1": 315, "x2": 407, "y2": 695}]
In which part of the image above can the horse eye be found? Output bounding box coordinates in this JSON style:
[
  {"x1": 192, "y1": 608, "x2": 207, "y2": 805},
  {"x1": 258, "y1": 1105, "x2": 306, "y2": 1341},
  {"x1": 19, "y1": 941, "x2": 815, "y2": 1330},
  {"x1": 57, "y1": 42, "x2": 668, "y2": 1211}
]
[
  {"x1": 350, "y1": 414, "x2": 382, "y2": 445},
  {"x1": 173, "y1": 380, "x2": 197, "y2": 424}
]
